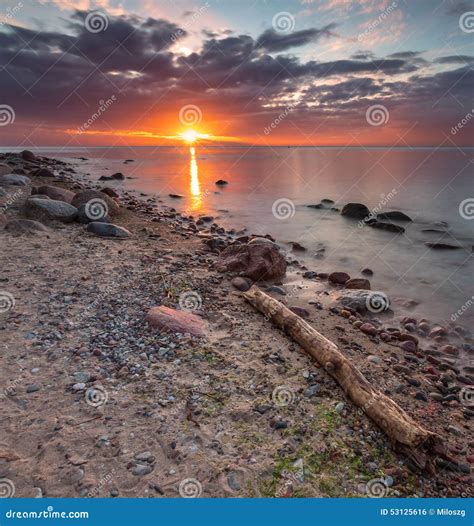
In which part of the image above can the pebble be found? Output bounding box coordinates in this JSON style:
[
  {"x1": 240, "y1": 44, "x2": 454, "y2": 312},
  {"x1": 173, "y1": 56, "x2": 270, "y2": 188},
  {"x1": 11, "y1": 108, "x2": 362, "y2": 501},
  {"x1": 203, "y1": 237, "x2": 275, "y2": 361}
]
[
  {"x1": 367, "y1": 355, "x2": 381, "y2": 364},
  {"x1": 132, "y1": 464, "x2": 153, "y2": 476},
  {"x1": 335, "y1": 402, "x2": 345, "y2": 413},
  {"x1": 135, "y1": 451, "x2": 153, "y2": 462},
  {"x1": 73, "y1": 371, "x2": 91, "y2": 383},
  {"x1": 360, "y1": 323, "x2": 377, "y2": 336},
  {"x1": 26, "y1": 384, "x2": 40, "y2": 393},
  {"x1": 72, "y1": 383, "x2": 86, "y2": 391},
  {"x1": 304, "y1": 384, "x2": 319, "y2": 398},
  {"x1": 415, "y1": 391, "x2": 428, "y2": 402}
]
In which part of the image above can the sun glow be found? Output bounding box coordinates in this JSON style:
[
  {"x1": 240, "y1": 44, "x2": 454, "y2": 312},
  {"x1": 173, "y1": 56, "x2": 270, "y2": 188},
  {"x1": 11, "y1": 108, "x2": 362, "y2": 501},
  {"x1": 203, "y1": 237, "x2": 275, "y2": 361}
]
[{"x1": 180, "y1": 129, "x2": 209, "y2": 143}]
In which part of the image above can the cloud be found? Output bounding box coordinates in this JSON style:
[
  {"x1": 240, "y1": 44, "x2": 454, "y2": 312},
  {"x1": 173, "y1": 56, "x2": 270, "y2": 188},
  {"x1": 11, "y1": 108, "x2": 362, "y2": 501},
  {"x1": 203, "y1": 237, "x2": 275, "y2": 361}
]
[{"x1": 255, "y1": 24, "x2": 337, "y2": 52}]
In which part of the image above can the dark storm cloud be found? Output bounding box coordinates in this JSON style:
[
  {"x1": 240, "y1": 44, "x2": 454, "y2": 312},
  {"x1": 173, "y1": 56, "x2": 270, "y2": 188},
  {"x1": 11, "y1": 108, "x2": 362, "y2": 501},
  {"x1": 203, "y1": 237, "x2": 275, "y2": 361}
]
[
  {"x1": 434, "y1": 55, "x2": 474, "y2": 64},
  {"x1": 255, "y1": 24, "x2": 337, "y2": 52},
  {"x1": 0, "y1": 9, "x2": 472, "y2": 136}
]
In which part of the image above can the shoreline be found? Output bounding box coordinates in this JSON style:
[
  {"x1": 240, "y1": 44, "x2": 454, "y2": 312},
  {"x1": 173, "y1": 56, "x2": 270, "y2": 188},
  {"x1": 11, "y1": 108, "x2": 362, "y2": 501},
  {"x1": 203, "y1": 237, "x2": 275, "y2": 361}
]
[{"x1": 0, "y1": 151, "x2": 472, "y2": 498}]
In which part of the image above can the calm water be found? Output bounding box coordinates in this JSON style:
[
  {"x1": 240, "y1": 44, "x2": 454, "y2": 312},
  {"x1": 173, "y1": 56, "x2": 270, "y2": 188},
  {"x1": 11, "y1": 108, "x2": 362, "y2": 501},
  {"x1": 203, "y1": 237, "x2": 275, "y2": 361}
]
[{"x1": 4, "y1": 145, "x2": 474, "y2": 326}]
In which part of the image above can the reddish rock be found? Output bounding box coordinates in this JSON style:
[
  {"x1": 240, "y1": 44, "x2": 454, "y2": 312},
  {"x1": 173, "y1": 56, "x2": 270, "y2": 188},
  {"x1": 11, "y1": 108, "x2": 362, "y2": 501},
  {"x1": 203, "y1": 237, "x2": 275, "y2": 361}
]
[
  {"x1": 215, "y1": 238, "x2": 286, "y2": 281},
  {"x1": 360, "y1": 323, "x2": 377, "y2": 336},
  {"x1": 400, "y1": 340, "x2": 417, "y2": 353},
  {"x1": 440, "y1": 345, "x2": 459, "y2": 356},
  {"x1": 328, "y1": 272, "x2": 350, "y2": 285},
  {"x1": 146, "y1": 306, "x2": 205, "y2": 336},
  {"x1": 71, "y1": 189, "x2": 120, "y2": 217},
  {"x1": 429, "y1": 326, "x2": 447, "y2": 338},
  {"x1": 35, "y1": 185, "x2": 76, "y2": 203},
  {"x1": 101, "y1": 187, "x2": 120, "y2": 199},
  {"x1": 231, "y1": 277, "x2": 252, "y2": 291},
  {"x1": 345, "y1": 278, "x2": 371, "y2": 290},
  {"x1": 399, "y1": 333, "x2": 419, "y2": 345}
]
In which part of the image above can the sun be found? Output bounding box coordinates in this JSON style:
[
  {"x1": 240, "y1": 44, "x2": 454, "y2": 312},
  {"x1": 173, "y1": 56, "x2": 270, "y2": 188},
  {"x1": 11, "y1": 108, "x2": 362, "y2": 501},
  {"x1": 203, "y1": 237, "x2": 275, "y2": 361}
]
[{"x1": 179, "y1": 129, "x2": 209, "y2": 143}]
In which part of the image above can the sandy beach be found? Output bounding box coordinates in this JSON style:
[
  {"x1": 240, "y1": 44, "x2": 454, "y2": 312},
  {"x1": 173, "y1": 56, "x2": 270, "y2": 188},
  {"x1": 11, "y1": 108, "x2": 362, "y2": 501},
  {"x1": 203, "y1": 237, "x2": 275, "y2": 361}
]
[{"x1": 0, "y1": 151, "x2": 472, "y2": 499}]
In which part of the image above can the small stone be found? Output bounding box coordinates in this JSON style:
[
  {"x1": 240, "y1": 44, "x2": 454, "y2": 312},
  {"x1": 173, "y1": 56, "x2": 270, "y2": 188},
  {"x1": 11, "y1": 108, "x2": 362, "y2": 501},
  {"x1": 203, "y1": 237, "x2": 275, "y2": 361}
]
[
  {"x1": 335, "y1": 402, "x2": 345, "y2": 413},
  {"x1": 368, "y1": 355, "x2": 381, "y2": 364},
  {"x1": 414, "y1": 391, "x2": 428, "y2": 402},
  {"x1": 400, "y1": 340, "x2": 417, "y2": 353},
  {"x1": 72, "y1": 383, "x2": 86, "y2": 391},
  {"x1": 231, "y1": 277, "x2": 252, "y2": 291},
  {"x1": 26, "y1": 384, "x2": 40, "y2": 393},
  {"x1": 73, "y1": 372, "x2": 91, "y2": 383},
  {"x1": 132, "y1": 464, "x2": 153, "y2": 476},
  {"x1": 328, "y1": 272, "x2": 350, "y2": 285},
  {"x1": 304, "y1": 384, "x2": 319, "y2": 398},
  {"x1": 135, "y1": 451, "x2": 153, "y2": 462},
  {"x1": 273, "y1": 421, "x2": 288, "y2": 430},
  {"x1": 360, "y1": 323, "x2": 377, "y2": 336}
]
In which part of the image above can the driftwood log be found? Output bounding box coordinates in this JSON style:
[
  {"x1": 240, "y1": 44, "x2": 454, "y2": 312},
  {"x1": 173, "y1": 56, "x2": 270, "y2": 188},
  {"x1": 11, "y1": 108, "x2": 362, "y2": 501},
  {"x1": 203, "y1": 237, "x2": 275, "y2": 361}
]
[{"x1": 243, "y1": 285, "x2": 446, "y2": 469}]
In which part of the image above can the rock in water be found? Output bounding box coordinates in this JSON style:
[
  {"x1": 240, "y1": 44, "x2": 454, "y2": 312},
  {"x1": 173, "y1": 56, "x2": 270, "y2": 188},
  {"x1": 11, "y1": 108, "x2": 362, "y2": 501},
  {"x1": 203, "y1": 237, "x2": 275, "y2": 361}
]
[
  {"x1": 23, "y1": 198, "x2": 78, "y2": 222},
  {"x1": 215, "y1": 180, "x2": 228, "y2": 185},
  {"x1": 376, "y1": 211, "x2": 412, "y2": 222},
  {"x1": 338, "y1": 290, "x2": 390, "y2": 313},
  {"x1": 215, "y1": 237, "x2": 287, "y2": 281},
  {"x1": 146, "y1": 306, "x2": 205, "y2": 336},
  {"x1": 71, "y1": 190, "x2": 120, "y2": 217},
  {"x1": 341, "y1": 203, "x2": 370, "y2": 219},
  {"x1": 35, "y1": 185, "x2": 76, "y2": 203},
  {"x1": 425, "y1": 242, "x2": 462, "y2": 250},
  {"x1": 368, "y1": 221, "x2": 405, "y2": 233},
  {"x1": 4, "y1": 219, "x2": 49, "y2": 235},
  {"x1": 0, "y1": 174, "x2": 31, "y2": 186},
  {"x1": 345, "y1": 278, "x2": 371, "y2": 290},
  {"x1": 87, "y1": 222, "x2": 131, "y2": 238},
  {"x1": 328, "y1": 272, "x2": 350, "y2": 285}
]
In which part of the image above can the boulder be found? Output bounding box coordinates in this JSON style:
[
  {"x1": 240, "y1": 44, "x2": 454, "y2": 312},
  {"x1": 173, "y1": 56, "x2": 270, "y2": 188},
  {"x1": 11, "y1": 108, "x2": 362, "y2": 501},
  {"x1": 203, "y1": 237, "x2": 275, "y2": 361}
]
[
  {"x1": 86, "y1": 222, "x2": 131, "y2": 238},
  {"x1": 0, "y1": 174, "x2": 31, "y2": 186},
  {"x1": 345, "y1": 278, "x2": 371, "y2": 290},
  {"x1": 337, "y1": 290, "x2": 390, "y2": 313},
  {"x1": 23, "y1": 198, "x2": 78, "y2": 222},
  {"x1": 368, "y1": 221, "x2": 405, "y2": 233},
  {"x1": 31, "y1": 168, "x2": 55, "y2": 178},
  {"x1": 21, "y1": 150, "x2": 36, "y2": 161},
  {"x1": 146, "y1": 306, "x2": 205, "y2": 336},
  {"x1": 71, "y1": 190, "x2": 120, "y2": 217},
  {"x1": 328, "y1": 271, "x2": 350, "y2": 285},
  {"x1": 377, "y1": 211, "x2": 412, "y2": 222},
  {"x1": 35, "y1": 185, "x2": 75, "y2": 203},
  {"x1": 215, "y1": 237, "x2": 287, "y2": 281},
  {"x1": 5, "y1": 219, "x2": 49, "y2": 235},
  {"x1": 341, "y1": 203, "x2": 370, "y2": 219}
]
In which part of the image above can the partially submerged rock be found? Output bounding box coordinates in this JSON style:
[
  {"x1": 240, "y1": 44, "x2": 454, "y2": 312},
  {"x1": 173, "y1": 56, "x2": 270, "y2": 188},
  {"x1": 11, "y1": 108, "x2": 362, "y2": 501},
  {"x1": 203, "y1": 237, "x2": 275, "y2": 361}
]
[
  {"x1": 21, "y1": 150, "x2": 36, "y2": 161},
  {"x1": 368, "y1": 221, "x2": 405, "y2": 233},
  {"x1": 86, "y1": 222, "x2": 131, "y2": 238},
  {"x1": 146, "y1": 306, "x2": 205, "y2": 336},
  {"x1": 215, "y1": 180, "x2": 228, "y2": 185},
  {"x1": 377, "y1": 211, "x2": 412, "y2": 222},
  {"x1": 23, "y1": 198, "x2": 78, "y2": 222},
  {"x1": 215, "y1": 237, "x2": 287, "y2": 281},
  {"x1": 337, "y1": 289, "x2": 390, "y2": 313},
  {"x1": 341, "y1": 203, "x2": 370, "y2": 219},
  {"x1": 425, "y1": 242, "x2": 462, "y2": 250},
  {"x1": 328, "y1": 271, "x2": 350, "y2": 285}
]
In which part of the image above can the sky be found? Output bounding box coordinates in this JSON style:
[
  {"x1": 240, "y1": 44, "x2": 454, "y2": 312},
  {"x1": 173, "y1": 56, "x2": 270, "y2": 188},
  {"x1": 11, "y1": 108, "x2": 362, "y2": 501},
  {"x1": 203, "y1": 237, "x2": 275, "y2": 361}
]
[{"x1": 0, "y1": 0, "x2": 473, "y2": 146}]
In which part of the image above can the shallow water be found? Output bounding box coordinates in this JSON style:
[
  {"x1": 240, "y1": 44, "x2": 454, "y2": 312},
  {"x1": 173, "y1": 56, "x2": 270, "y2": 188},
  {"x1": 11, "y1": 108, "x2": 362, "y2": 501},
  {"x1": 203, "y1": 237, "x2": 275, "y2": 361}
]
[{"x1": 3, "y1": 145, "x2": 474, "y2": 327}]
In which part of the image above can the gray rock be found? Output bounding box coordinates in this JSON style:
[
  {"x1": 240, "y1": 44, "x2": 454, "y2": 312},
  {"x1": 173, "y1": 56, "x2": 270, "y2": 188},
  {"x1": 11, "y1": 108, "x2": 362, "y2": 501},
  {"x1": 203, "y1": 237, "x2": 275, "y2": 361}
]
[
  {"x1": 135, "y1": 451, "x2": 153, "y2": 462},
  {"x1": 72, "y1": 383, "x2": 86, "y2": 391},
  {"x1": 87, "y1": 222, "x2": 131, "y2": 238},
  {"x1": 132, "y1": 464, "x2": 153, "y2": 476},
  {"x1": 335, "y1": 402, "x2": 345, "y2": 413},
  {"x1": 0, "y1": 173, "x2": 31, "y2": 186},
  {"x1": 26, "y1": 384, "x2": 40, "y2": 393},
  {"x1": 24, "y1": 198, "x2": 78, "y2": 222},
  {"x1": 73, "y1": 372, "x2": 91, "y2": 383},
  {"x1": 304, "y1": 384, "x2": 319, "y2": 398},
  {"x1": 337, "y1": 290, "x2": 390, "y2": 313}
]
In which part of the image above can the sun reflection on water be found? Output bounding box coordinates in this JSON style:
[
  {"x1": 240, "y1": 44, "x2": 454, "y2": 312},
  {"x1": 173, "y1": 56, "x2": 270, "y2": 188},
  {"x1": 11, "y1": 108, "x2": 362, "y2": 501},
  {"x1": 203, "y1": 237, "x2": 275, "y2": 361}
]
[{"x1": 189, "y1": 146, "x2": 202, "y2": 212}]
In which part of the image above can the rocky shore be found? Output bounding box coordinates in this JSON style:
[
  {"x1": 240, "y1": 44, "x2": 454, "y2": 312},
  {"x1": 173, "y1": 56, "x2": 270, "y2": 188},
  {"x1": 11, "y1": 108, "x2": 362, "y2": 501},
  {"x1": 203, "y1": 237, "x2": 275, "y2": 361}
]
[{"x1": 0, "y1": 151, "x2": 472, "y2": 498}]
